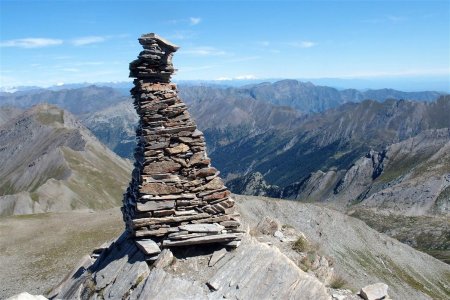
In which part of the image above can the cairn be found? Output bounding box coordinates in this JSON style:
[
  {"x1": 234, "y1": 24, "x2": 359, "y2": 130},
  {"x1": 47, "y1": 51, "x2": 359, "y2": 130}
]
[{"x1": 122, "y1": 33, "x2": 242, "y2": 257}]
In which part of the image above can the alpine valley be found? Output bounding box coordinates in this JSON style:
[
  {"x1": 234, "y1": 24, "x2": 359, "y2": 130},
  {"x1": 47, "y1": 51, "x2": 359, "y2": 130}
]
[{"x1": 0, "y1": 80, "x2": 448, "y2": 265}]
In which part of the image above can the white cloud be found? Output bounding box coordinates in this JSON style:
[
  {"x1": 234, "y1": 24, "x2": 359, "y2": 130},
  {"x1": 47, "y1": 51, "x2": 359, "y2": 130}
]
[
  {"x1": 190, "y1": 17, "x2": 201, "y2": 25},
  {"x1": 216, "y1": 74, "x2": 257, "y2": 81},
  {"x1": 182, "y1": 46, "x2": 227, "y2": 56},
  {"x1": 258, "y1": 41, "x2": 270, "y2": 47},
  {"x1": 363, "y1": 15, "x2": 407, "y2": 24},
  {"x1": 168, "y1": 17, "x2": 202, "y2": 26},
  {"x1": 60, "y1": 68, "x2": 80, "y2": 72},
  {"x1": 288, "y1": 41, "x2": 317, "y2": 48},
  {"x1": 235, "y1": 74, "x2": 257, "y2": 80},
  {"x1": 169, "y1": 30, "x2": 196, "y2": 40},
  {"x1": 71, "y1": 36, "x2": 107, "y2": 46},
  {"x1": 0, "y1": 38, "x2": 63, "y2": 48}
]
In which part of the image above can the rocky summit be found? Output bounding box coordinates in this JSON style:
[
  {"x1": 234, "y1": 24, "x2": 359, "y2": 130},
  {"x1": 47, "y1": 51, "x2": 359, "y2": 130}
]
[{"x1": 45, "y1": 33, "x2": 328, "y2": 300}]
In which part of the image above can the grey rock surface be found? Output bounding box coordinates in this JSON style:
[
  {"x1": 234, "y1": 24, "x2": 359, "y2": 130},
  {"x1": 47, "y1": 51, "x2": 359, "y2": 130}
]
[
  {"x1": 236, "y1": 195, "x2": 450, "y2": 300},
  {"x1": 50, "y1": 233, "x2": 330, "y2": 300},
  {"x1": 208, "y1": 248, "x2": 226, "y2": 267},
  {"x1": 359, "y1": 282, "x2": 389, "y2": 300},
  {"x1": 135, "y1": 239, "x2": 161, "y2": 255}
]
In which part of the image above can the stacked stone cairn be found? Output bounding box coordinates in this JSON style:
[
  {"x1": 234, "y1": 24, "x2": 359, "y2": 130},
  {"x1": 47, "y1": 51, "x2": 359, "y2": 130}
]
[{"x1": 122, "y1": 33, "x2": 242, "y2": 258}]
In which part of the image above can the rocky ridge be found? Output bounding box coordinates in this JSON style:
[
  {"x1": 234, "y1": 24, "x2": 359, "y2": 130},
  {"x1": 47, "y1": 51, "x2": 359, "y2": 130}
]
[
  {"x1": 0, "y1": 104, "x2": 132, "y2": 216},
  {"x1": 45, "y1": 194, "x2": 450, "y2": 300}
]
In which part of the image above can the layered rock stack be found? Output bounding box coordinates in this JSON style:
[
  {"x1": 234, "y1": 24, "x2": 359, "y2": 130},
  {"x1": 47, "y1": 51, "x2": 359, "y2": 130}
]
[{"x1": 122, "y1": 33, "x2": 242, "y2": 256}]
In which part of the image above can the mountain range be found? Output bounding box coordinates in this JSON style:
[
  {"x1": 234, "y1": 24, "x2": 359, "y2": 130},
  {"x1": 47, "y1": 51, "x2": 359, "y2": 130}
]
[
  {"x1": 0, "y1": 80, "x2": 448, "y2": 262},
  {"x1": 0, "y1": 104, "x2": 132, "y2": 216}
]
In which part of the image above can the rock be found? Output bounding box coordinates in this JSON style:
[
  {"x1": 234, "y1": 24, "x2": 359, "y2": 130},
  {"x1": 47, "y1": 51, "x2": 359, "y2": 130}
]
[
  {"x1": 359, "y1": 283, "x2": 389, "y2": 300},
  {"x1": 50, "y1": 232, "x2": 332, "y2": 300},
  {"x1": 153, "y1": 249, "x2": 174, "y2": 269},
  {"x1": 94, "y1": 238, "x2": 139, "y2": 290},
  {"x1": 6, "y1": 293, "x2": 47, "y2": 300},
  {"x1": 207, "y1": 238, "x2": 329, "y2": 299},
  {"x1": 131, "y1": 268, "x2": 207, "y2": 300},
  {"x1": 136, "y1": 200, "x2": 175, "y2": 212},
  {"x1": 102, "y1": 252, "x2": 150, "y2": 299},
  {"x1": 256, "y1": 216, "x2": 281, "y2": 235},
  {"x1": 163, "y1": 233, "x2": 242, "y2": 247},
  {"x1": 135, "y1": 239, "x2": 161, "y2": 255},
  {"x1": 143, "y1": 160, "x2": 181, "y2": 174},
  {"x1": 274, "y1": 230, "x2": 284, "y2": 240},
  {"x1": 203, "y1": 177, "x2": 224, "y2": 190},
  {"x1": 47, "y1": 254, "x2": 93, "y2": 299},
  {"x1": 191, "y1": 129, "x2": 203, "y2": 137},
  {"x1": 140, "y1": 183, "x2": 182, "y2": 195},
  {"x1": 209, "y1": 248, "x2": 227, "y2": 267},
  {"x1": 165, "y1": 143, "x2": 189, "y2": 154},
  {"x1": 179, "y1": 223, "x2": 225, "y2": 233},
  {"x1": 332, "y1": 293, "x2": 346, "y2": 300},
  {"x1": 132, "y1": 213, "x2": 210, "y2": 228},
  {"x1": 195, "y1": 167, "x2": 218, "y2": 177},
  {"x1": 223, "y1": 240, "x2": 242, "y2": 248}
]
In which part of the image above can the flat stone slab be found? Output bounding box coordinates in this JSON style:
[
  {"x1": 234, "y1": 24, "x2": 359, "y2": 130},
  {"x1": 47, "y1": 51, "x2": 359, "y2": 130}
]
[
  {"x1": 136, "y1": 200, "x2": 175, "y2": 212},
  {"x1": 153, "y1": 249, "x2": 174, "y2": 269},
  {"x1": 179, "y1": 223, "x2": 224, "y2": 233},
  {"x1": 135, "y1": 239, "x2": 161, "y2": 255},
  {"x1": 209, "y1": 248, "x2": 227, "y2": 267},
  {"x1": 163, "y1": 233, "x2": 241, "y2": 247}
]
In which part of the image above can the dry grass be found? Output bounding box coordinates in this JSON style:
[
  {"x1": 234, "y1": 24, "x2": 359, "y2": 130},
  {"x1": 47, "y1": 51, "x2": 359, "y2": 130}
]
[{"x1": 0, "y1": 208, "x2": 123, "y2": 299}]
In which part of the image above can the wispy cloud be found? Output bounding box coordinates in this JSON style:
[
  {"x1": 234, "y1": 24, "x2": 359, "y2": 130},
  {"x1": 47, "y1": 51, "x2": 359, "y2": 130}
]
[
  {"x1": 190, "y1": 17, "x2": 201, "y2": 25},
  {"x1": 60, "y1": 68, "x2": 80, "y2": 72},
  {"x1": 0, "y1": 38, "x2": 63, "y2": 48},
  {"x1": 182, "y1": 46, "x2": 228, "y2": 56},
  {"x1": 168, "y1": 17, "x2": 202, "y2": 26},
  {"x1": 257, "y1": 41, "x2": 270, "y2": 47},
  {"x1": 363, "y1": 15, "x2": 407, "y2": 24},
  {"x1": 71, "y1": 36, "x2": 107, "y2": 46},
  {"x1": 216, "y1": 74, "x2": 257, "y2": 81},
  {"x1": 169, "y1": 30, "x2": 196, "y2": 40},
  {"x1": 287, "y1": 41, "x2": 317, "y2": 48},
  {"x1": 235, "y1": 74, "x2": 257, "y2": 80}
]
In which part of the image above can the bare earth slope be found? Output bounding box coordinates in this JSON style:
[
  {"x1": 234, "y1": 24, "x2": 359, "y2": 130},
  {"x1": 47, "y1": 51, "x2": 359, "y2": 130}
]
[{"x1": 0, "y1": 104, "x2": 132, "y2": 216}]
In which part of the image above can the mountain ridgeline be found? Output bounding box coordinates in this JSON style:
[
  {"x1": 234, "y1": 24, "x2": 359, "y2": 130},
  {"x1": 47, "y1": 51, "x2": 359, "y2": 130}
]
[
  {"x1": 0, "y1": 104, "x2": 132, "y2": 216},
  {"x1": 0, "y1": 81, "x2": 448, "y2": 261},
  {"x1": 179, "y1": 79, "x2": 442, "y2": 112}
]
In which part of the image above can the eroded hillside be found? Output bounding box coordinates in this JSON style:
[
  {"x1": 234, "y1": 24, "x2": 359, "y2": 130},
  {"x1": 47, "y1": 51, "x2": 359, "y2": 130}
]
[{"x1": 0, "y1": 104, "x2": 132, "y2": 216}]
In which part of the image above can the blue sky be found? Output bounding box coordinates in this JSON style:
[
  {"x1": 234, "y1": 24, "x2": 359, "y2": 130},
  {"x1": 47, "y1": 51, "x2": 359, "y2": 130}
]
[{"x1": 0, "y1": 0, "x2": 449, "y2": 90}]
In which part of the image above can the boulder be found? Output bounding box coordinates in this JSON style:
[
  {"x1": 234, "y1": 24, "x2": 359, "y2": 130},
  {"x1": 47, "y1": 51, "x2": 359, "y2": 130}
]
[
  {"x1": 359, "y1": 283, "x2": 389, "y2": 300},
  {"x1": 6, "y1": 293, "x2": 47, "y2": 300}
]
